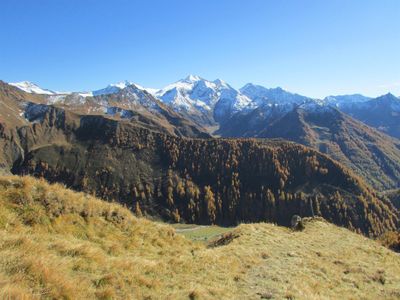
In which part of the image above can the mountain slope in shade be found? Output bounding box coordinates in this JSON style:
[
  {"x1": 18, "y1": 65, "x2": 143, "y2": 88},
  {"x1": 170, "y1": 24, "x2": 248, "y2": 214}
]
[
  {"x1": 381, "y1": 188, "x2": 400, "y2": 210},
  {"x1": 339, "y1": 93, "x2": 400, "y2": 139},
  {"x1": 258, "y1": 106, "x2": 400, "y2": 190},
  {"x1": 11, "y1": 121, "x2": 400, "y2": 236},
  {"x1": 216, "y1": 100, "x2": 301, "y2": 137},
  {"x1": 215, "y1": 84, "x2": 319, "y2": 137}
]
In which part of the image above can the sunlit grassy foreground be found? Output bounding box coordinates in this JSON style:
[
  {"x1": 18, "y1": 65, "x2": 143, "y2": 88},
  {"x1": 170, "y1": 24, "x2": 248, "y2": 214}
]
[{"x1": 0, "y1": 176, "x2": 399, "y2": 299}]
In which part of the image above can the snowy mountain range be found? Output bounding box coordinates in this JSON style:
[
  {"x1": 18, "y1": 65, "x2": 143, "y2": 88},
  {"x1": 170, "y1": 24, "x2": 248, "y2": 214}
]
[
  {"x1": 155, "y1": 75, "x2": 253, "y2": 117},
  {"x1": 12, "y1": 76, "x2": 396, "y2": 110},
  {"x1": 240, "y1": 83, "x2": 314, "y2": 106},
  {"x1": 9, "y1": 76, "x2": 400, "y2": 137}
]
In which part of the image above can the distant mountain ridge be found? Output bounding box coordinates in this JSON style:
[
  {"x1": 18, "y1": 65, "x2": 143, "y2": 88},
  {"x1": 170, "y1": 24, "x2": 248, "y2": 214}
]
[
  {"x1": 338, "y1": 93, "x2": 400, "y2": 139},
  {"x1": 324, "y1": 94, "x2": 372, "y2": 106},
  {"x1": 9, "y1": 78, "x2": 397, "y2": 102},
  {"x1": 8, "y1": 78, "x2": 400, "y2": 170},
  {"x1": 240, "y1": 83, "x2": 315, "y2": 106},
  {"x1": 10, "y1": 77, "x2": 399, "y2": 133},
  {"x1": 0, "y1": 81, "x2": 210, "y2": 140}
]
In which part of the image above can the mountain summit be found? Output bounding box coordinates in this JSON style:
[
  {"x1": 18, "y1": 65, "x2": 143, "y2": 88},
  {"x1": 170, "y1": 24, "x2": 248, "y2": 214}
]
[
  {"x1": 92, "y1": 80, "x2": 157, "y2": 96},
  {"x1": 9, "y1": 81, "x2": 56, "y2": 95},
  {"x1": 240, "y1": 83, "x2": 313, "y2": 105},
  {"x1": 154, "y1": 75, "x2": 253, "y2": 125}
]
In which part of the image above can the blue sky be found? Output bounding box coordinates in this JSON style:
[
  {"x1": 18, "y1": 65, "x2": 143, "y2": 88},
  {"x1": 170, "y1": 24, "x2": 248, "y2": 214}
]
[{"x1": 1, "y1": 0, "x2": 399, "y2": 98}]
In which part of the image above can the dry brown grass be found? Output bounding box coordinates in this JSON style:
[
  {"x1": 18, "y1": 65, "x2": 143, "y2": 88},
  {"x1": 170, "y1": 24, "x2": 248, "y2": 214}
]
[
  {"x1": 0, "y1": 176, "x2": 247, "y2": 299},
  {"x1": 0, "y1": 175, "x2": 399, "y2": 299},
  {"x1": 230, "y1": 219, "x2": 400, "y2": 299},
  {"x1": 379, "y1": 231, "x2": 400, "y2": 252}
]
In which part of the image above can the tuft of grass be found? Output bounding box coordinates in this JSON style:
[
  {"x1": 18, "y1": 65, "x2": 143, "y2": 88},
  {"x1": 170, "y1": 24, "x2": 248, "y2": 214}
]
[{"x1": 378, "y1": 231, "x2": 400, "y2": 252}]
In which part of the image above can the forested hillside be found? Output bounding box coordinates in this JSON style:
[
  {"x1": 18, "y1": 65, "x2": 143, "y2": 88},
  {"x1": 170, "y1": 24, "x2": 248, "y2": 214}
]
[
  {"x1": 0, "y1": 104, "x2": 395, "y2": 236},
  {"x1": 383, "y1": 189, "x2": 400, "y2": 209}
]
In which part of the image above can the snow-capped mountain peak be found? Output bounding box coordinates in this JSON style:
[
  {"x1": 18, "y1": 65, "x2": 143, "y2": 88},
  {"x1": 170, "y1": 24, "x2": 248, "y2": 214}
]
[
  {"x1": 240, "y1": 84, "x2": 311, "y2": 106},
  {"x1": 184, "y1": 74, "x2": 202, "y2": 82},
  {"x1": 112, "y1": 80, "x2": 134, "y2": 89},
  {"x1": 155, "y1": 75, "x2": 253, "y2": 122},
  {"x1": 92, "y1": 80, "x2": 157, "y2": 96},
  {"x1": 323, "y1": 94, "x2": 372, "y2": 107},
  {"x1": 10, "y1": 81, "x2": 56, "y2": 95},
  {"x1": 299, "y1": 99, "x2": 335, "y2": 113},
  {"x1": 92, "y1": 80, "x2": 134, "y2": 96}
]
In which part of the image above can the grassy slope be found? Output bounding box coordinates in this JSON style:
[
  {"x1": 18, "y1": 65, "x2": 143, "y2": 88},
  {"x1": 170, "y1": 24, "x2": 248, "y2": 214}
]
[
  {"x1": 0, "y1": 176, "x2": 399, "y2": 299},
  {"x1": 233, "y1": 222, "x2": 400, "y2": 299}
]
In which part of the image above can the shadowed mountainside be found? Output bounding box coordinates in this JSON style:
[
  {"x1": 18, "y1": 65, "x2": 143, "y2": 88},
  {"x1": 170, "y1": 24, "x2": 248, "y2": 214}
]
[
  {"x1": 258, "y1": 107, "x2": 400, "y2": 191},
  {"x1": 218, "y1": 104, "x2": 400, "y2": 191},
  {"x1": 383, "y1": 189, "x2": 400, "y2": 210},
  {"x1": 339, "y1": 93, "x2": 400, "y2": 139}
]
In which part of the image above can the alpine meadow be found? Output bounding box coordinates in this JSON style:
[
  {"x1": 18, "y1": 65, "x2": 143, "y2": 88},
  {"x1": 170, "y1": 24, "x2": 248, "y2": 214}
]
[{"x1": 1, "y1": 1, "x2": 400, "y2": 299}]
